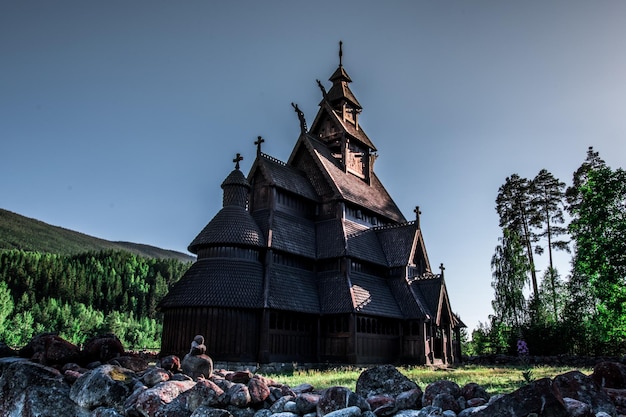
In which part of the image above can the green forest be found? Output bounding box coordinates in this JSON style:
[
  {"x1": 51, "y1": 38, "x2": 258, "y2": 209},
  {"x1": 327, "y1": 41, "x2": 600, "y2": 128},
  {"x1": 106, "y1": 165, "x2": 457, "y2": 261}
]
[
  {"x1": 471, "y1": 147, "x2": 626, "y2": 357},
  {"x1": 0, "y1": 250, "x2": 190, "y2": 349}
]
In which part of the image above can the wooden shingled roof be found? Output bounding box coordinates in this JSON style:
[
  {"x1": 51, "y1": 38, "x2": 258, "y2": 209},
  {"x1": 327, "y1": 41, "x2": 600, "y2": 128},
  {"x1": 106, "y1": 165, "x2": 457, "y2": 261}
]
[
  {"x1": 299, "y1": 134, "x2": 406, "y2": 223},
  {"x1": 188, "y1": 205, "x2": 266, "y2": 254},
  {"x1": 158, "y1": 258, "x2": 264, "y2": 309}
]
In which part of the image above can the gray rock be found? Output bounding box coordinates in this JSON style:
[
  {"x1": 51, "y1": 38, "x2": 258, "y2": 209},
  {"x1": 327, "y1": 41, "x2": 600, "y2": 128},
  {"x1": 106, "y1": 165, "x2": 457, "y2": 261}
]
[
  {"x1": 296, "y1": 392, "x2": 321, "y2": 414},
  {"x1": 69, "y1": 364, "x2": 136, "y2": 410},
  {"x1": 131, "y1": 380, "x2": 196, "y2": 417},
  {"x1": 396, "y1": 388, "x2": 423, "y2": 410},
  {"x1": 355, "y1": 365, "x2": 418, "y2": 398},
  {"x1": 284, "y1": 400, "x2": 299, "y2": 413},
  {"x1": 93, "y1": 406, "x2": 125, "y2": 417},
  {"x1": 0, "y1": 360, "x2": 90, "y2": 417},
  {"x1": 471, "y1": 378, "x2": 568, "y2": 417},
  {"x1": 442, "y1": 411, "x2": 457, "y2": 417},
  {"x1": 394, "y1": 410, "x2": 422, "y2": 417},
  {"x1": 562, "y1": 397, "x2": 594, "y2": 417},
  {"x1": 553, "y1": 370, "x2": 616, "y2": 416},
  {"x1": 192, "y1": 406, "x2": 234, "y2": 417},
  {"x1": 417, "y1": 406, "x2": 443, "y2": 417},
  {"x1": 228, "y1": 383, "x2": 252, "y2": 407},
  {"x1": 143, "y1": 367, "x2": 171, "y2": 387},
  {"x1": 324, "y1": 405, "x2": 363, "y2": 417},
  {"x1": 254, "y1": 409, "x2": 273, "y2": 417}
]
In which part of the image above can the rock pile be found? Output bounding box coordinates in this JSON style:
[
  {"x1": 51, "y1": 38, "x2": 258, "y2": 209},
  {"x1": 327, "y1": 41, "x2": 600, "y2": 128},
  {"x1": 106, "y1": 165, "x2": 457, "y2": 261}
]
[{"x1": 1, "y1": 334, "x2": 626, "y2": 417}]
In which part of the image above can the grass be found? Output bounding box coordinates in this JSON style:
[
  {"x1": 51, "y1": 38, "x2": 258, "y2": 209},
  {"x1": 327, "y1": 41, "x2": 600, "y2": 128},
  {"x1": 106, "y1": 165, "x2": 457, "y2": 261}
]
[{"x1": 262, "y1": 364, "x2": 592, "y2": 395}]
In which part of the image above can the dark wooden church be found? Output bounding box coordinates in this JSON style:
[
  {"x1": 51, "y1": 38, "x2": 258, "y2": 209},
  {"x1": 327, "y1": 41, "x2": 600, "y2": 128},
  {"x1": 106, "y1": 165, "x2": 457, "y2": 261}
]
[{"x1": 159, "y1": 47, "x2": 463, "y2": 365}]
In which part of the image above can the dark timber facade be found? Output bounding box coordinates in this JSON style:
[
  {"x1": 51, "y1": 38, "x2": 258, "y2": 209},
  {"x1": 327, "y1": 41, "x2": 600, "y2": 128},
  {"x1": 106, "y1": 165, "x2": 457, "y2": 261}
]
[{"x1": 159, "y1": 49, "x2": 463, "y2": 365}]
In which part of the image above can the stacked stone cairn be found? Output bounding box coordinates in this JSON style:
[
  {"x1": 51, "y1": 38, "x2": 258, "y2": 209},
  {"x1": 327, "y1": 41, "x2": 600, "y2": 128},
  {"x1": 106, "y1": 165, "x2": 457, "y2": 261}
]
[{"x1": 1, "y1": 334, "x2": 626, "y2": 416}]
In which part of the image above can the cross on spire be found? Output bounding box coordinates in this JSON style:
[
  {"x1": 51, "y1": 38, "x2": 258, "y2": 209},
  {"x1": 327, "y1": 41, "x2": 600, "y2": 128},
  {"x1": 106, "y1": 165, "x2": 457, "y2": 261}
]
[
  {"x1": 439, "y1": 263, "x2": 445, "y2": 277},
  {"x1": 233, "y1": 153, "x2": 243, "y2": 170},
  {"x1": 414, "y1": 206, "x2": 421, "y2": 229},
  {"x1": 339, "y1": 40, "x2": 343, "y2": 67},
  {"x1": 254, "y1": 136, "x2": 265, "y2": 156}
]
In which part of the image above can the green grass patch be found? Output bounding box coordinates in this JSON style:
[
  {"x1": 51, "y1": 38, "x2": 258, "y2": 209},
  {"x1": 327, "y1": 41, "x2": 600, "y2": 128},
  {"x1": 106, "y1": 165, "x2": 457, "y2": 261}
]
[{"x1": 262, "y1": 365, "x2": 592, "y2": 395}]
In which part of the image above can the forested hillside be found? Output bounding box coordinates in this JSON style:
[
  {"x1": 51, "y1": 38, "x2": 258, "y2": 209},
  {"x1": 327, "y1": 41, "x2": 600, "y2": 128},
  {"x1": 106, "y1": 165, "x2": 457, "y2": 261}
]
[
  {"x1": 0, "y1": 249, "x2": 191, "y2": 349},
  {"x1": 0, "y1": 208, "x2": 194, "y2": 263}
]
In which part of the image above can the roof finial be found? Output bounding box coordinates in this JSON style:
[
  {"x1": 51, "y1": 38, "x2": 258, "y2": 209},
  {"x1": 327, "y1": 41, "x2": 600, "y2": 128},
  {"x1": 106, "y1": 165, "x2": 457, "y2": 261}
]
[
  {"x1": 254, "y1": 136, "x2": 265, "y2": 156},
  {"x1": 291, "y1": 102, "x2": 307, "y2": 134},
  {"x1": 316, "y1": 79, "x2": 327, "y2": 100},
  {"x1": 233, "y1": 153, "x2": 243, "y2": 170},
  {"x1": 339, "y1": 40, "x2": 343, "y2": 67},
  {"x1": 439, "y1": 263, "x2": 445, "y2": 278}
]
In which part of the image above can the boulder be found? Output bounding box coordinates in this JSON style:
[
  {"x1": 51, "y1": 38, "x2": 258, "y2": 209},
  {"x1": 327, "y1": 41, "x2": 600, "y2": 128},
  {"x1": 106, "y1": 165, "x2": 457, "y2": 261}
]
[
  {"x1": 130, "y1": 379, "x2": 196, "y2": 417},
  {"x1": 460, "y1": 382, "x2": 489, "y2": 401},
  {"x1": 229, "y1": 383, "x2": 252, "y2": 407},
  {"x1": 143, "y1": 367, "x2": 172, "y2": 387},
  {"x1": 592, "y1": 361, "x2": 626, "y2": 389},
  {"x1": 182, "y1": 353, "x2": 214, "y2": 379},
  {"x1": 187, "y1": 379, "x2": 226, "y2": 411},
  {"x1": 431, "y1": 393, "x2": 462, "y2": 414},
  {"x1": 395, "y1": 388, "x2": 423, "y2": 410},
  {"x1": 367, "y1": 394, "x2": 396, "y2": 416},
  {"x1": 159, "y1": 354, "x2": 181, "y2": 373},
  {"x1": 18, "y1": 333, "x2": 80, "y2": 366},
  {"x1": 355, "y1": 365, "x2": 418, "y2": 398},
  {"x1": 192, "y1": 406, "x2": 235, "y2": 417},
  {"x1": 0, "y1": 360, "x2": 90, "y2": 416},
  {"x1": 82, "y1": 334, "x2": 125, "y2": 364},
  {"x1": 422, "y1": 380, "x2": 461, "y2": 407},
  {"x1": 472, "y1": 378, "x2": 568, "y2": 417},
  {"x1": 553, "y1": 370, "x2": 616, "y2": 416},
  {"x1": 562, "y1": 397, "x2": 594, "y2": 417},
  {"x1": 111, "y1": 355, "x2": 149, "y2": 372},
  {"x1": 317, "y1": 386, "x2": 369, "y2": 417},
  {"x1": 248, "y1": 375, "x2": 271, "y2": 403},
  {"x1": 69, "y1": 364, "x2": 136, "y2": 410},
  {"x1": 296, "y1": 392, "x2": 321, "y2": 414}
]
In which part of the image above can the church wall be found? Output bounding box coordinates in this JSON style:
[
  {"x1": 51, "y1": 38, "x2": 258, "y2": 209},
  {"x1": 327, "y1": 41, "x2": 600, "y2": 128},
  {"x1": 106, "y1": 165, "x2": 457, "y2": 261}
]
[{"x1": 161, "y1": 307, "x2": 260, "y2": 362}]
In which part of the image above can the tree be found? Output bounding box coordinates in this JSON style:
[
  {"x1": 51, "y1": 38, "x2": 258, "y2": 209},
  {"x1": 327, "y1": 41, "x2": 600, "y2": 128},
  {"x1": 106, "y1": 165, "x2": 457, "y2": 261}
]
[
  {"x1": 491, "y1": 229, "x2": 529, "y2": 328},
  {"x1": 0, "y1": 281, "x2": 14, "y2": 340},
  {"x1": 496, "y1": 174, "x2": 540, "y2": 298},
  {"x1": 567, "y1": 148, "x2": 626, "y2": 348},
  {"x1": 530, "y1": 169, "x2": 569, "y2": 321}
]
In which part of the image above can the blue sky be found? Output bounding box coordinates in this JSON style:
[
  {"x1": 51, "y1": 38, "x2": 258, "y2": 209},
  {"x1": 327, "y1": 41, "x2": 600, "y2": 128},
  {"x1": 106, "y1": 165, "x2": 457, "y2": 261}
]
[{"x1": 2, "y1": 1, "x2": 625, "y2": 333}]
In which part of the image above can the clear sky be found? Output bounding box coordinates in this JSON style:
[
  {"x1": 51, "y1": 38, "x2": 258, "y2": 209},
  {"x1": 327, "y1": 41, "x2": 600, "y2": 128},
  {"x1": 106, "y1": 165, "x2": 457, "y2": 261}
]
[{"x1": 2, "y1": 1, "x2": 625, "y2": 333}]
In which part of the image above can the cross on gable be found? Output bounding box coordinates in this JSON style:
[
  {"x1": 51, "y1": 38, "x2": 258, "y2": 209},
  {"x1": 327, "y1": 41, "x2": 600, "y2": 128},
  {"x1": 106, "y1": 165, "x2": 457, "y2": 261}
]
[
  {"x1": 233, "y1": 153, "x2": 243, "y2": 170},
  {"x1": 414, "y1": 206, "x2": 421, "y2": 229},
  {"x1": 254, "y1": 136, "x2": 265, "y2": 155}
]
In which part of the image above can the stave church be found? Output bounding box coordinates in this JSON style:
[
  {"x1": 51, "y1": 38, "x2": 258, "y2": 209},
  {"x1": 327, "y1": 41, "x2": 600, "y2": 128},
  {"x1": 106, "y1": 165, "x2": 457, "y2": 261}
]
[{"x1": 159, "y1": 45, "x2": 464, "y2": 365}]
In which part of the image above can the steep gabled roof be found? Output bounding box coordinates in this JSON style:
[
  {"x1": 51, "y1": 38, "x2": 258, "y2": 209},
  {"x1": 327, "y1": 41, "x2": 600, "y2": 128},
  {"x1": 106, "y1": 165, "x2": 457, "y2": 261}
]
[
  {"x1": 310, "y1": 101, "x2": 376, "y2": 151},
  {"x1": 297, "y1": 134, "x2": 406, "y2": 223},
  {"x1": 376, "y1": 222, "x2": 419, "y2": 267},
  {"x1": 158, "y1": 258, "x2": 264, "y2": 309},
  {"x1": 408, "y1": 275, "x2": 455, "y2": 326},
  {"x1": 251, "y1": 154, "x2": 319, "y2": 201}
]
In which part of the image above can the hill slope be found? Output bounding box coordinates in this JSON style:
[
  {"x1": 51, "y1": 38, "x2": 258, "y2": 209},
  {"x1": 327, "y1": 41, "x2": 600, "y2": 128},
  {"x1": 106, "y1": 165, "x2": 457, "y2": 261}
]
[{"x1": 0, "y1": 208, "x2": 194, "y2": 262}]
